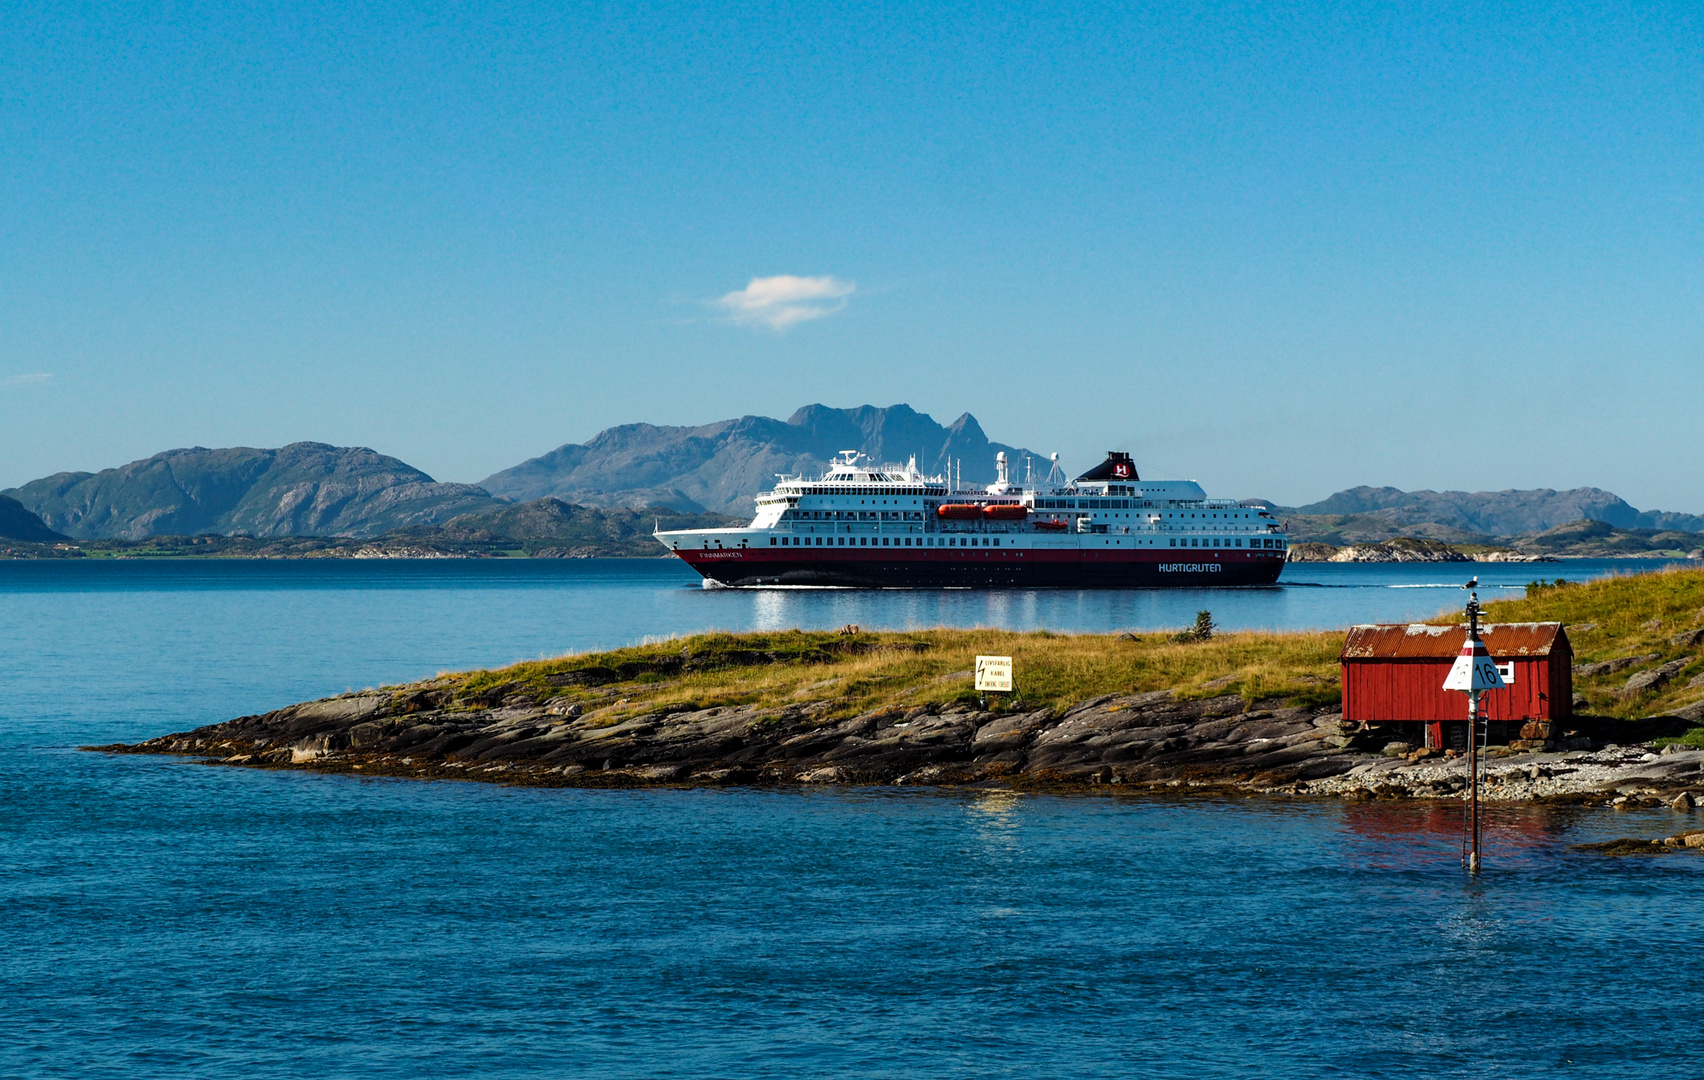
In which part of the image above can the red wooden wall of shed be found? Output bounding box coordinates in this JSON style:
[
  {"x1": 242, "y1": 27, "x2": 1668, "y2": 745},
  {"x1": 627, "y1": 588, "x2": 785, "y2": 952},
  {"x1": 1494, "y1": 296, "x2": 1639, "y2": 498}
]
[{"x1": 1342, "y1": 657, "x2": 1568, "y2": 723}]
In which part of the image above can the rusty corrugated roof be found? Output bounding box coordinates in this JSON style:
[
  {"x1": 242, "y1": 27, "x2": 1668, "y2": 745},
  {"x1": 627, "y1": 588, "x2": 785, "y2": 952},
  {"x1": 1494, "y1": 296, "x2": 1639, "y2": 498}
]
[{"x1": 1340, "y1": 622, "x2": 1570, "y2": 660}]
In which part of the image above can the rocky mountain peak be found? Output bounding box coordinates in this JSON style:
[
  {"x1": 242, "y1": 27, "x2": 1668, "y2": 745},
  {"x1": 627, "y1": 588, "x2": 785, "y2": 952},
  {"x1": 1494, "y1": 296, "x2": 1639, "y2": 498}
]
[{"x1": 480, "y1": 403, "x2": 1038, "y2": 515}]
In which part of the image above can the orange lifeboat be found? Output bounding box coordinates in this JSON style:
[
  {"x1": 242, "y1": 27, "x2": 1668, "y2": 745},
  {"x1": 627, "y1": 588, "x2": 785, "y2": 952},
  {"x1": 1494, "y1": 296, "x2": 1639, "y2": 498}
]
[
  {"x1": 982, "y1": 503, "x2": 1029, "y2": 521},
  {"x1": 1032, "y1": 518, "x2": 1068, "y2": 531},
  {"x1": 936, "y1": 504, "x2": 983, "y2": 520}
]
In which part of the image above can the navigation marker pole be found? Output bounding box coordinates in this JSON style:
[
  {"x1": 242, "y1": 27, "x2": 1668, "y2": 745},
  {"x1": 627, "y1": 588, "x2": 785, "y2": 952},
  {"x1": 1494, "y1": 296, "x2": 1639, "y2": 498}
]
[
  {"x1": 1443, "y1": 586, "x2": 1504, "y2": 875},
  {"x1": 1468, "y1": 677, "x2": 1481, "y2": 873}
]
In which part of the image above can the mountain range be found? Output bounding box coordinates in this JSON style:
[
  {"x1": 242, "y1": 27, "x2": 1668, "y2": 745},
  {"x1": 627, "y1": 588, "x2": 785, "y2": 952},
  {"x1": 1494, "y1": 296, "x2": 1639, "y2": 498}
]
[
  {"x1": 1, "y1": 403, "x2": 1699, "y2": 548},
  {"x1": 1, "y1": 405, "x2": 1037, "y2": 540},
  {"x1": 4, "y1": 443, "x2": 498, "y2": 541},
  {"x1": 1275, "y1": 486, "x2": 1704, "y2": 541},
  {"x1": 479, "y1": 403, "x2": 1037, "y2": 514}
]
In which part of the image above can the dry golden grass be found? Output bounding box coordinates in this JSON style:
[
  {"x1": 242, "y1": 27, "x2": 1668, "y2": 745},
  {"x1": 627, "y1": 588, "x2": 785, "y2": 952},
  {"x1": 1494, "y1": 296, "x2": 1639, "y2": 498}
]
[
  {"x1": 1457, "y1": 563, "x2": 1704, "y2": 720},
  {"x1": 419, "y1": 565, "x2": 1704, "y2": 729},
  {"x1": 435, "y1": 625, "x2": 1345, "y2": 725}
]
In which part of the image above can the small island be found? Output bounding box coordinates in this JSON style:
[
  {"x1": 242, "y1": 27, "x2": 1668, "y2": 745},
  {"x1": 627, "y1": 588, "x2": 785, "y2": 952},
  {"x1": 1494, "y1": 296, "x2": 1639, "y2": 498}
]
[{"x1": 97, "y1": 568, "x2": 1704, "y2": 813}]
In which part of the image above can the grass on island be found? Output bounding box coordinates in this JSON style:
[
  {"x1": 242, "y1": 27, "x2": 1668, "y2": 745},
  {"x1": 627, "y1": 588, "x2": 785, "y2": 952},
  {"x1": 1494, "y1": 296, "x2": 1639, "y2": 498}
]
[
  {"x1": 438, "y1": 626, "x2": 1346, "y2": 728},
  {"x1": 1460, "y1": 564, "x2": 1704, "y2": 736},
  {"x1": 403, "y1": 565, "x2": 1704, "y2": 735}
]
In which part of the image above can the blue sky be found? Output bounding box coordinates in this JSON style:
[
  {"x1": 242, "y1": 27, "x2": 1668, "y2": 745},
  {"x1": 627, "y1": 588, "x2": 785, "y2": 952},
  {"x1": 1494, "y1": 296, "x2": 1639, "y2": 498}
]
[{"x1": 2, "y1": 0, "x2": 1700, "y2": 508}]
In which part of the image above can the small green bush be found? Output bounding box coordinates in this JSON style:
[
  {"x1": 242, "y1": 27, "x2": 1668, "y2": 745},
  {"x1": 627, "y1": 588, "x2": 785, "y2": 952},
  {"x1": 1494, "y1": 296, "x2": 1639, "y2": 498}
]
[{"x1": 1174, "y1": 610, "x2": 1215, "y2": 643}]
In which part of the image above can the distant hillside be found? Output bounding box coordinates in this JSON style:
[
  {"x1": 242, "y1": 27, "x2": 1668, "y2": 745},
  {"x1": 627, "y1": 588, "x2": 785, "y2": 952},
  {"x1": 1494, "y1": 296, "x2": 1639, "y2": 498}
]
[
  {"x1": 480, "y1": 403, "x2": 1041, "y2": 515},
  {"x1": 1282, "y1": 514, "x2": 1494, "y2": 547},
  {"x1": 1510, "y1": 519, "x2": 1704, "y2": 559},
  {"x1": 1280, "y1": 486, "x2": 1704, "y2": 538},
  {"x1": 1287, "y1": 520, "x2": 1704, "y2": 562},
  {"x1": 392, "y1": 499, "x2": 739, "y2": 557},
  {"x1": 0, "y1": 500, "x2": 740, "y2": 559},
  {"x1": 0, "y1": 495, "x2": 68, "y2": 542},
  {"x1": 3, "y1": 443, "x2": 500, "y2": 540}
]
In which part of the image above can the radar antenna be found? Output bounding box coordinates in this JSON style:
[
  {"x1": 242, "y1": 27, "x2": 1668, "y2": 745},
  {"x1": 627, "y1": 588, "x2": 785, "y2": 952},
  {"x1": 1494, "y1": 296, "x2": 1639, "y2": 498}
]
[{"x1": 1044, "y1": 452, "x2": 1067, "y2": 488}]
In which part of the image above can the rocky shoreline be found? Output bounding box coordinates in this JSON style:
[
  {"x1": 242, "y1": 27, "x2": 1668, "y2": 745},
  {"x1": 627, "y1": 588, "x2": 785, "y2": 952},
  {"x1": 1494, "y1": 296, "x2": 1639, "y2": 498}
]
[
  {"x1": 95, "y1": 680, "x2": 1704, "y2": 810},
  {"x1": 1286, "y1": 538, "x2": 1556, "y2": 563}
]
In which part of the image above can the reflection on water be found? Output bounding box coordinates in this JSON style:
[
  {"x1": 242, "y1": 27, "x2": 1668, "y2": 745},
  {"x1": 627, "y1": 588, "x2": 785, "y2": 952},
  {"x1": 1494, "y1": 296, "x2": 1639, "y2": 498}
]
[
  {"x1": 733, "y1": 578, "x2": 1459, "y2": 634},
  {"x1": 1337, "y1": 800, "x2": 1601, "y2": 871},
  {"x1": 700, "y1": 558, "x2": 1682, "y2": 634},
  {"x1": 966, "y1": 790, "x2": 1024, "y2": 818},
  {"x1": 0, "y1": 558, "x2": 1684, "y2": 652}
]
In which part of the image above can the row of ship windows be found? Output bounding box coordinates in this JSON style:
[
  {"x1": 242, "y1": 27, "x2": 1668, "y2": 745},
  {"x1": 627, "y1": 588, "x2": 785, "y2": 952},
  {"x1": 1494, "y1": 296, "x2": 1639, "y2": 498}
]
[
  {"x1": 773, "y1": 536, "x2": 1005, "y2": 548},
  {"x1": 781, "y1": 505, "x2": 1258, "y2": 522},
  {"x1": 775, "y1": 492, "x2": 1251, "y2": 513},
  {"x1": 1034, "y1": 500, "x2": 1251, "y2": 518},
  {"x1": 765, "y1": 536, "x2": 1289, "y2": 549},
  {"x1": 783, "y1": 487, "x2": 943, "y2": 498},
  {"x1": 1184, "y1": 537, "x2": 1287, "y2": 549},
  {"x1": 785, "y1": 510, "x2": 923, "y2": 521},
  {"x1": 782, "y1": 487, "x2": 1187, "y2": 502},
  {"x1": 779, "y1": 510, "x2": 1262, "y2": 525},
  {"x1": 1037, "y1": 498, "x2": 1142, "y2": 510}
]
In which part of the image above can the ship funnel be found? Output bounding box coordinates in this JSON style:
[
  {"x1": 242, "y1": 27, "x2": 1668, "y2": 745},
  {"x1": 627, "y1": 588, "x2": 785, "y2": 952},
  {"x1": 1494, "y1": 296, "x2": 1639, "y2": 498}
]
[{"x1": 996, "y1": 451, "x2": 1008, "y2": 486}]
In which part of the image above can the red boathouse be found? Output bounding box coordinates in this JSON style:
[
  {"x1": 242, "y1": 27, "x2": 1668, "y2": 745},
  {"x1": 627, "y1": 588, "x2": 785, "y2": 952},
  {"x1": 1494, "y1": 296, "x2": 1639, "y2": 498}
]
[{"x1": 1340, "y1": 623, "x2": 1572, "y2": 748}]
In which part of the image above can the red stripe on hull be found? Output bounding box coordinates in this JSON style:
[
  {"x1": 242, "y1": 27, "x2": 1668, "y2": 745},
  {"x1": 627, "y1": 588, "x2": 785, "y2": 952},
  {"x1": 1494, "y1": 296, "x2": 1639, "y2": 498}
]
[{"x1": 671, "y1": 545, "x2": 1286, "y2": 588}]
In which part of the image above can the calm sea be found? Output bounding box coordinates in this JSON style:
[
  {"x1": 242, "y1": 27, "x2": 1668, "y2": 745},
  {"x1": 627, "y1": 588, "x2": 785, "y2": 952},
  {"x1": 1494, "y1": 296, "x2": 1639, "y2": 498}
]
[{"x1": 4, "y1": 558, "x2": 1702, "y2": 1078}]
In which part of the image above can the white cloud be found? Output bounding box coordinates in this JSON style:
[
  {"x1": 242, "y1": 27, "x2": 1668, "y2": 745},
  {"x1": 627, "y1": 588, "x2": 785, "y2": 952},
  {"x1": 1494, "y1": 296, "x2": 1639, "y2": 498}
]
[
  {"x1": 715, "y1": 274, "x2": 856, "y2": 330},
  {"x1": 0, "y1": 373, "x2": 51, "y2": 391}
]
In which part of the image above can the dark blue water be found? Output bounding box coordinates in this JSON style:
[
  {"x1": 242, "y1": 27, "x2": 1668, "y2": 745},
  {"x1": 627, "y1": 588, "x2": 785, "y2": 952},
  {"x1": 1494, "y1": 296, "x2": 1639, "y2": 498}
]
[{"x1": 5, "y1": 559, "x2": 1703, "y2": 1078}]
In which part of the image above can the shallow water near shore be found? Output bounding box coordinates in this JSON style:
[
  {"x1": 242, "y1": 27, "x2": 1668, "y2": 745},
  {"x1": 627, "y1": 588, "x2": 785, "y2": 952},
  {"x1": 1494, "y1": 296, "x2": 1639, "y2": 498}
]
[{"x1": 4, "y1": 559, "x2": 1704, "y2": 1077}]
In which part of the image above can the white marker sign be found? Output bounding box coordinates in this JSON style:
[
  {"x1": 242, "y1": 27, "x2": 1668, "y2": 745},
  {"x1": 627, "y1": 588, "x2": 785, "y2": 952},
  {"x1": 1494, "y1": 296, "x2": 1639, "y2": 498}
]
[
  {"x1": 975, "y1": 655, "x2": 1013, "y2": 692},
  {"x1": 1443, "y1": 636, "x2": 1507, "y2": 692}
]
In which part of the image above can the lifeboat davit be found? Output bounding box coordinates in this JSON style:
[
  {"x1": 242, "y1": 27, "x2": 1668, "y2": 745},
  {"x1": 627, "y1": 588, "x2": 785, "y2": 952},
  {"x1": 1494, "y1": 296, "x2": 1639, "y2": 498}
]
[
  {"x1": 1032, "y1": 518, "x2": 1068, "y2": 531},
  {"x1": 936, "y1": 504, "x2": 984, "y2": 520},
  {"x1": 982, "y1": 503, "x2": 1029, "y2": 521}
]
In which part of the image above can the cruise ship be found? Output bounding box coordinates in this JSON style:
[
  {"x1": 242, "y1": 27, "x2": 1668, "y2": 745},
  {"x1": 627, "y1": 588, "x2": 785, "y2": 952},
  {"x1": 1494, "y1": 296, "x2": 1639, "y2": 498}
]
[{"x1": 654, "y1": 450, "x2": 1287, "y2": 588}]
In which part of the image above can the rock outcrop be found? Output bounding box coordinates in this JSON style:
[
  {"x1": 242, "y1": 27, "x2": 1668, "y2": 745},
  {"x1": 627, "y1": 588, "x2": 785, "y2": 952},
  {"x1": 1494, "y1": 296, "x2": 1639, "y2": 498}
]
[
  {"x1": 1329, "y1": 538, "x2": 1470, "y2": 563},
  {"x1": 1575, "y1": 654, "x2": 1660, "y2": 678},
  {"x1": 1623, "y1": 658, "x2": 1695, "y2": 696},
  {"x1": 1285, "y1": 542, "x2": 1339, "y2": 562},
  {"x1": 107, "y1": 685, "x2": 1380, "y2": 790},
  {"x1": 96, "y1": 681, "x2": 1704, "y2": 807}
]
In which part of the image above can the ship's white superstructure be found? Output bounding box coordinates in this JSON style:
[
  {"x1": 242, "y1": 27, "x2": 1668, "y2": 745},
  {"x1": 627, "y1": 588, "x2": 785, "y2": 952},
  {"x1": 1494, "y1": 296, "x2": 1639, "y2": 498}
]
[{"x1": 656, "y1": 450, "x2": 1287, "y2": 588}]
